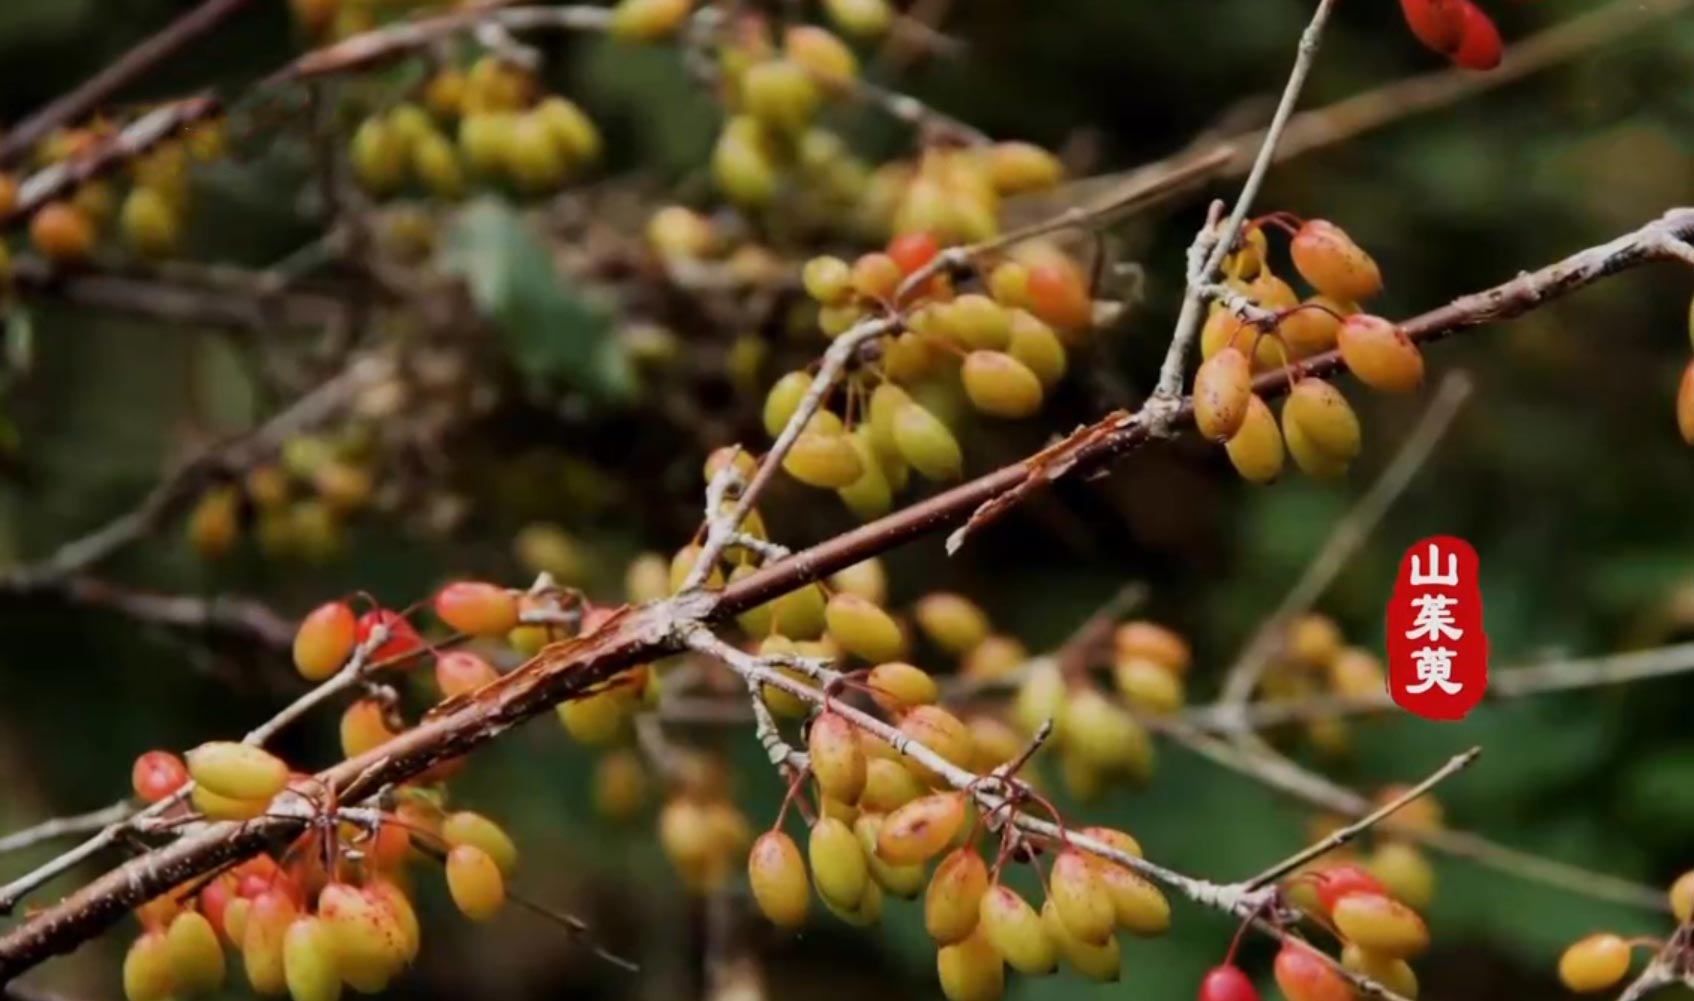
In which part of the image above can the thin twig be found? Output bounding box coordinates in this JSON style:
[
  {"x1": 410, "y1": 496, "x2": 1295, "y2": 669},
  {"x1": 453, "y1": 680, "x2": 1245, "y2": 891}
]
[{"x1": 0, "y1": 804, "x2": 133, "y2": 857}]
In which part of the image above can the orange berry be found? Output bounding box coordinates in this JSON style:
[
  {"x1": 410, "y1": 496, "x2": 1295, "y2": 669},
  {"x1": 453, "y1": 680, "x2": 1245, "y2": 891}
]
[
  {"x1": 936, "y1": 926, "x2": 1005, "y2": 1001},
  {"x1": 852, "y1": 252, "x2": 902, "y2": 300},
  {"x1": 433, "y1": 581, "x2": 520, "y2": 636},
  {"x1": 1338, "y1": 314, "x2": 1424, "y2": 393},
  {"x1": 339, "y1": 698, "x2": 399, "y2": 759},
  {"x1": 1113, "y1": 621, "x2": 1190, "y2": 674},
  {"x1": 1291, "y1": 220, "x2": 1383, "y2": 302},
  {"x1": 1558, "y1": 933, "x2": 1632, "y2": 993},
  {"x1": 1273, "y1": 943, "x2": 1353, "y2": 1001},
  {"x1": 1331, "y1": 891, "x2": 1428, "y2": 958},
  {"x1": 1194, "y1": 347, "x2": 1253, "y2": 441},
  {"x1": 1677, "y1": 360, "x2": 1694, "y2": 445},
  {"x1": 887, "y1": 231, "x2": 940, "y2": 277},
  {"x1": 1670, "y1": 869, "x2": 1694, "y2": 923},
  {"x1": 445, "y1": 844, "x2": 505, "y2": 921},
  {"x1": 1024, "y1": 262, "x2": 1092, "y2": 332},
  {"x1": 30, "y1": 201, "x2": 95, "y2": 266},
  {"x1": 898, "y1": 706, "x2": 974, "y2": 785},
  {"x1": 292, "y1": 601, "x2": 356, "y2": 681}
]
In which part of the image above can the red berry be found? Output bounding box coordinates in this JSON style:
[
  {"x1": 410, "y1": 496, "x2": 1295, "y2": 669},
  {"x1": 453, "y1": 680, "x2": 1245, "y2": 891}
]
[
  {"x1": 433, "y1": 581, "x2": 519, "y2": 637},
  {"x1": 356, "y1": 609, "x2": 423, "y2": 663},
  {"x1": 1450, "y1": 2, "x2": 1502, "y2": 70},
  {"x1": 1312, "y1": 864, "x2": 1389, "y2": 915},
  {"x1": 434, "y1": 651, "x2": 500, "y2": 698},
  {"x1": 1273, "y1": 944, "x2": 1353, "y2": 1001},
  {"x1": 292, "y1": 601, "x2": 357, "y2": 681},
  {"x1": 1198, "y1": 964, "x2": 1260, "y2": 1001},
  {"x1": 887, "y1": 231, "x2": 940, "y2": 276},
  {"x1": 1024, "y1": 262, "x2": 1093, "y2": 332},
  {"x1": 131, "y1": 750, "x2": 189, "y2": 803},
  {"x1": 1398, "y1": 0, "x2": 1466, "y2": 54}
]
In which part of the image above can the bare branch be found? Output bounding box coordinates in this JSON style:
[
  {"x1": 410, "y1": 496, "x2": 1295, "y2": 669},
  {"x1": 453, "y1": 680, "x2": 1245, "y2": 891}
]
[{"x1": 0, "y1": 804, "x2": 133, "y2": 857}]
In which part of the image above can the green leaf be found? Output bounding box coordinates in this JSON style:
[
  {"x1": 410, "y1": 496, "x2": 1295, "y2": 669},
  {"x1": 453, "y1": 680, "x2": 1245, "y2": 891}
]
[{"x1": 443, "y1": 200, "x2": 632, "y2": 402}]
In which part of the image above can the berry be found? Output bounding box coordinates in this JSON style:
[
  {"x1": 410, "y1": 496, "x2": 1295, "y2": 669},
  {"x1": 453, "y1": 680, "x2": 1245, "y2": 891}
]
[
  {"x1": 1273, "y1": 944, "x2": 1353, "y2": 1001},
  {"x1": 1677, "y1": 360, "x2": 1694, "y2": 445},
  {"x1": 1670, "y1": 869, "x2": 1694, "y2": 923},
  {"x1": 30, "y1": 201, "x2": 95, "y2": 265},
  {"x1": 593, "y1": 749, "x2": 649, "y2": 822},
  {"x1": 185, "y1": 742, "x2": 288, "y2": 802},
  {"x1": 191, "y1": 784, "x2": 267, "y2": 821},
  {"x1": 784, "y1": 26, "x2": 859, "y2": 85},
  {"x1": 804, "y1": 256, "x2": 853, "y2": 304},
  {"x1": 1311, "y1": 864, "x2": 1388, "y2": 914},
  {"x1": 987, "y1": 142, "x2": 1063, "y2": 195},
  {"x1": 860, "y1": 757, "x2": 925, "y2": 813},
  {"x1": 317, "y1": 883, "x2": 406, "y2": 992},
  {"x1": 962, "y1": 635, "x2": 1026, "y2": 680},
  {"x1": 1024, "y1": 262, "x2": 1092, "y2": 332},
  {"x1": 441, "y1": 811, "x2": 519, "y2": 874},
  {"x1": 1198, "y1": 964, "x2": 1260, "y2": 1001},
  {"x1": 1194, "y1": 347, "x2": 1254, "y2": 441},
  {"x1": 1331, "y1": 892, "x2": 1428, "y2": 958},
  {"x1": 877, "y1": 792, "x2": 968, "y2": 865},
  {"x1": 915, "y1": 593, "x2": 990, "y2": 655},
  {"x1": 852, "y1": 252, "x2": 903, "y2": 300},
  {"x1": 120, "y1": 187, "x2": 180, "y2": 258},
  {"x1": 293, "y1": 602, "x2": 356, "y2": 681},
  {"x1": 712, "y1": 117, "x2": 777, "y2": 206},
  {"x1": 809, "y1": 816, "x2": 870, "y2": 910},
  {"x1": 1291, "y1": 221, "x2": 1383, "y2": 302},
  {"x1": 165, "y1": 911, "x2": 225, "y2": 994},
  {"x1": 1400, "y1": 0, "x2": 1466, "y2": 53},
  {"x1": 809, "y1": 712, "x2": 869, "y2": 803},
  {"x1": 132, "y1": 750, "x2": 189, "y2": 803},
  {"x1": 433, "y1": 581, "x2": 519, "y2": 637},
  {"x1": 1062, "y1": 687, "x2": 1153, "y2": 777},
  {"x1": 355, "y1": 609, "x2": 424, "y2": 663},
  {"x1": 282, "y1": 917, "x2": 341, "y2": 1001},
  {"x1": 748, "y1": 830, "x2": 810, "y2": 927},
  {"x1": 351, "y1": 118, "x2": 408, "y2": 196},
  {"x1": 893, "y1": 401, "x2": 964, "y2": 481},
  {"x1": 1092, "y1": 859, "x2": 1171, "y2": 936},
  {"x1": 854, "y1": 814, "x2": 926, "y2": 898},
  {"x1": 1558, "y1": 933, "x2": 1632, "y2": 993},
  {"x1": 888, "y1": 231, "x2": 941, "y2": 277},
  {"x1": 1338, "y1": 315, "x2": 1424, "y2": 393},
  {"x1": 557, "y1": 684, "x2": 637, "y2": 744},
  {"x1": 867, "y1": 662, "x2": 939, "y2": 715},
  {"x1": 412, "y1": 130, "x2": 466, "y2": 199},
  {"x1": 1451, "y1": 2, "x2": 1503, "y2": 70},
  {"x1": 1007, "y1": 310, "x2": 1067, "y2": 388},
  {"x1": 1225, "y1": 394, "x2": 1286, "y2": 483},
  {"x1": 1049, "y1": 849, "x2": 1116, "y2": 945},
  {"x1": 784, "y1": 430, "x2": 864, "y2": 488},
  {"x1": 1114, "y1": 658, "x2": 1185, "y2": 714},
  {"x1": 962, "y1": 351, "x2": 1044, "y2": 419},
  {"x1": 940, "y1": 295, "x2": 1014, "y2": 351},
  {"x1": 1041, "y1": 898, "x2": 1120, "y2": 981},
  {"x1": 1340, "y1": 944, "x2": 1419, "y2": 999},
  {"x1": 434, "y1": 651, "x2": 499, "y2": 698},
  {"x1": 124, "y1": 932, "x2": 175, "y2": 1001},
  {"x1": 898, "y1": 706, "x2": 975, "y2": 785},
  {"x1": 1114, "y1": 621, "x2": 1190, "y2": 674},
  {"x1": 340, "y1": 699, "x2": 399, "y2": 759},
  {"x1": 979, "y1": 884, "x2": 1056, "y2": 974},
  {"x1": 825, "y1": 593, "x2": 906, "y2": 662},
  {"x1": 445, "y1": 843, "x2": 506, "y2": 921},
  {"x1": 936, "y1": 926, "x2": 1005, "y2": 1001},
  {"x1": 1284, "y1": 379, "x2": 1362, "y2": 462},
  {"x1": 609, "y1": 0, "x2": 691, "y2": 40},
  {"x1": 742, "y1": 59, "x2": 820, "y2": 134},
  {"x1": 1279, "y1": 298, "x2": 1349, "y2": 358},
  {"x1": 242, "y1": 889, "x2": 298, "y2": 997}
]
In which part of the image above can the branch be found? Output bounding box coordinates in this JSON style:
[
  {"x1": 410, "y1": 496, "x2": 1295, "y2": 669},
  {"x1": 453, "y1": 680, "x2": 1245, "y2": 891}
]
[
  {"x1": 0, "y1": 804, "x2": 133, "y2": 857},
  {"x1": 1215, "y1": 372, "x2": 1474, "y2": 708},
  {"x1": 9, "y1": 258, "x2": 347, "y2": 333}
]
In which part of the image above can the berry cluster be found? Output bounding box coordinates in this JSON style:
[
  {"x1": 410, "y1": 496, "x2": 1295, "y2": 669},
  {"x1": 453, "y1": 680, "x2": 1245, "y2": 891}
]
[
  {"x1": 185, "y1": 435, "x2": 383, "y2": 563},
  {"x1": 1258, "y1": 613, "x2": 1390, "y2": 757},
  {"x1": 1196, "y1": 216, "x2": 1421, "y2": 484},
  {"x1": 1556, "y1": 868, "x2": 1694, "y2": 993}
]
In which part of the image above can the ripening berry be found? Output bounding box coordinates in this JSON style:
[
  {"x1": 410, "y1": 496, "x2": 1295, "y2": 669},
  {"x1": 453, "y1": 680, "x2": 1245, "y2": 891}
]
[
  {"x1": 433, "y1": 581, "x2": 519, "y2": 637},
  {"x1": 803, "y1": 256, "x2": 853, "y2": 304},
  {"x1": 535, "y1": 96, "x2": 601, "y2": 163},
  {"x1": 1114, "y1": 621, "x2": 1190, "y2": 674},
  {"x1": 986, "y1": 142, "x2": 1063, "y2": 195},
  {"x1": 860, "y1": 757, "x2": 925, "y2": 813},
  {"x1": 1033, "y1": 897, "x2": 1116, "y2": 981},
  {"x1": 132, "y1": 750, "x2": 189, "y2": 803},
  {"x1": 1670, "y1": 869, "x2": 1694, "y2": 923},
  {"x1": 784, "y1": 25, "x2": 858, "y2": 87},
  {"x1": 1049, "y1": 849, "x2": 1116, "y2": 945},
  {"x1": 742, "y1": 59, "x2": 820, "y2": 134},
  {"x1": 317, "y1": 883, "x2": 406, "y2": 993},
  {"x1": 838, "y1": 430, "x2": 893, "y2": 519},
  {"x1": 939, "y1": 295, "x2": 1012, "y2": 352},
  {"x1": 222, "y1": 897, "x2": 252, "y2": 945},
  {"x1": 558, "y1": 685, "x2": 637, "y2": 744},
  {"x1": 713, "y1": 117, "x2": 777, "y2": 206},
  {"x1": 1375, "y1": 785, "x2": 1445, "y2": 834},
  {"x1": 1194, "y1": 347, "x2": 1253, "y2": 441},
  {"x1": 1338, "y1": 315, "x2": 1424, "y2": 393},
  {"x1": 368, "y1": 881, "x2": 421, "y2": 965},
  {"x1": 457, "y1": 112, "x2": 515, "y2": 176},
  {"x1": 442, "y1": 811, "x2": 518, "y2": 875},
  {"x1": 610, "y1": 0, "x2": 690, "y2": 38},
  {"x1": 434, "y1": 650, "x2": 499, "y2": 699},
  {"x1": 292, "y1": 602, "x2": 356, "y2": 681},
  {"x1": 1287, "y1": 379, "x2": 1361, "y2": 462},
  {"x1": 977, "y1": 884, "x2": 1055, "y2": 974},
  {"x1": 855, "y1": 814, "x2": 926, "y2": 898},
  {"x1": 1312, "y1": 864, "x2": 1388, "y2": 915},
  {"x1": 340, "y1": 699, "x2": 398, "y2": 759},
  {"x1": 809, "y1": 712, "x2": 869, "y2": 802},
  {"x1": 1004, "y1": 310, "x2": 1067, "y2": 388},
  {"x1": 959, "y1": 634, "x2": 1023, "y2": 682},
  {"x1": 850, "y1": 251, "x2": 902, "y2": 301},
  {"x1": 937, "y1": 926, "x2": 1005, "y2": 1001},
  {"x1": 282, "y1": 917, "x2": 341, "y2": 1001},
  {"x1": 879, "y1": 792, "x2": 968, "y2": 866},
  {"x1": 914, "y1": 593, "x2": 989, "y2": 655},
  {"x1": 504, "y1": 113, "x2": 570, "y2": 192},
  {"x1": 591, "y1": 748, "x2": 648, "y2": 823},
  {"x1": 444, "y1": 844, "x2": 506, "y2": 921},
  {"x1": 1558, "y1": 934, "x2": 1633, "y2": 993},
  {"x1": 186, "y1": 742, "x2": 288, "y2": 802},
  {"x1": 1221, "y1": 393, "x2": 1282, "y2": 482},
  {"x1": 769, "y1": 581, "x2": 828, "y2": 638},
  {"x1": 1677, "y1": 360, "x2": 1694, "y2": 445},
  {"x1": 1062, "y1": 687, "x2": 1153, "y2": 778},
  {"x1": 747, "y1": 831, "x2": 810, "y2": 927},
  {"x1": 1022, "y1": 262, "x2": 1092, "y2": 332},
  {"x1": 1279, "y1": 298, "x2": 1350, "y2": 358},
  {"x1": 1332, "y1": 892, "x2": 1428, "y2": 958},
  {"x1": 1273, "y1": 944, "x2": 1353, "y2": 1001},
  {"x1": 125, "y1": 932, "x2": 175, "y2": 1001},
  {"x1": 866, "y1": 662, "x2": 938, "y2": 716},
  {"x1": 1341, "y1": 944, "x2": 1418, "y2": 999},
  {"x1": 30, "y1": 201, "x2": 95, "y2": 266},
  {"x1": 1451, "y1": 2, "x2": 1502, "y2": 70},
  {"x1": 1199, "y1": 964, "x2": 1260, "y2": 1001},
  {"x1": 1291, "y1": 221, "x2": 1382, "y2": 303},
  {"x1": 186, "y1": 486, "x2": 240, "y2": 559},
  {"x1": 962, "y1": 351, "x2": 1045, "y2": 419},
  {"x1": 898, "y1": 706, "x2": 974, "y2": 785},
  {"x1": 165, "y1": 910, "x2": 225, "y2": 994},
  {"x1": 409, "y1": 128, "x2": 465, "y2": 198},
  {"x1": 887, "y1": 230, "x2": 940, "y2": 278},
  {"x1": 893, "y1": 401, "x2": 964, "y2": 481},
  {"x1": 1202, "y1": 304, "x2": 1248, "y2": 361},
  {"x1": 191, "y1": 784, "x2": 268, "y2": 821},
  {"x1": 923, "y1": 847, "x2": 989, "y2": 944},
  {"x1": 243, "y1": 889, "x2": 298, "y2": 997},
  {"x1": 120, "y1": 186, "x2": 180, "y2": 258},
  {"x1": 351, "y1": 117, "x2": 408, "y2": 196},
  {"x1": 822, "y1": 874, "x2": 885, "y2": 926},
  {"x1": 1400, "y1": 0, "x2": 1466, "y2": 53},
  {"x1": 1092, "y1": 858, "x2": 1170, "y2": 936},
  {"x1": 784, "y1": 429, "x2": 863, "y2": 489},
  {"x1": 809, "y1": 816, "x2": 869, "y2": 910},
  {"x1": 356, "y1": 609, "x2": 423, "y2": 663},
  {"x1": 824, "y1": 593, "x2": 906, "y2": 662},
  {"x1": 1114, "y1": 658, "x2": 1185, "y2": 714}
]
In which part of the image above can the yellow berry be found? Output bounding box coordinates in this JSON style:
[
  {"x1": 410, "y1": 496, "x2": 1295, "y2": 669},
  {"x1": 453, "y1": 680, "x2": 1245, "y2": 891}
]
[
  {"x1": 1558, "y1": 933, "x2": 1632, "y2": 993},
  {"x1": 748, "y1": 831, "x2": 810, "y2": 927},
  {"x1": 1225, "y1": 394, "x2": 1286, "y2": 483}
]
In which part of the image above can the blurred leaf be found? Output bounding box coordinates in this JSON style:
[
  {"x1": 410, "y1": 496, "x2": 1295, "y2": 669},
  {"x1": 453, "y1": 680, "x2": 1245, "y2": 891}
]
[
  {"x1": 5, "y1": 306, "x2": 33, "y2": 376},
  {"x1": 444, "y1": 200, "x2": 633, "y2": 402}
]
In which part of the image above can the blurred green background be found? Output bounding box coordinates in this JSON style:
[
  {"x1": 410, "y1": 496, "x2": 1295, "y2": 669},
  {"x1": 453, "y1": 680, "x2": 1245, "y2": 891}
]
[{"x1": 3, "y1": 1, "x2": 1694, "y2": 1000}]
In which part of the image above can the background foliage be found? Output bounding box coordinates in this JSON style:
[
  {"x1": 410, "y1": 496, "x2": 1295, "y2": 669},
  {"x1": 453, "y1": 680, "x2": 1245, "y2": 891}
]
[{"x1": 3, "y1": 1, "x2": 1694, "y2": 1000}]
